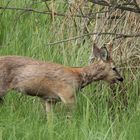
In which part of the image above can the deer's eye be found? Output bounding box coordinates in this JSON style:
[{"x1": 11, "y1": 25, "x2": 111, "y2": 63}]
[{"x1": 112, "y1": 67, "x2": 116, "y2": 71}]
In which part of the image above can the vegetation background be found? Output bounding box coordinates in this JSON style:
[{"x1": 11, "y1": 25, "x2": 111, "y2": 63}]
[{"x1": 0, "y1": 0, "x2": 140, "y2": 140}]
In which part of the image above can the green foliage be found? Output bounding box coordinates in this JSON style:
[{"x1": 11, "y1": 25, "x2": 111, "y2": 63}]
[{"x1": 0, "y1": 0, "x2": 140, "y2": 140}]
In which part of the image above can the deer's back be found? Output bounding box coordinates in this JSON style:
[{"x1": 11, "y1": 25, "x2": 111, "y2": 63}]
[{"x1": 0, "y1": 56, "x2": 80, "y2": 98}]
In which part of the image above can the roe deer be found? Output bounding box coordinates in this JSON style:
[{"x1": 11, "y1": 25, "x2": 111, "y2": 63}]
[{"x1": 0, "y1": 43, "x2": 123, "y2": 112}]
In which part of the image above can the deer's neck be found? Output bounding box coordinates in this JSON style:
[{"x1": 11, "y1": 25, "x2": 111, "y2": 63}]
[{"x1": 76, "y1": 63, "x2": 106, "y2": 89}]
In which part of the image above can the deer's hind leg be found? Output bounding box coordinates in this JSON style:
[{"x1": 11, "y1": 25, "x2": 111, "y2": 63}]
[
  {"x1": 0, "y1": 78, "x2": 9, "y2": 104},
  {"x1": 0, "y1": 88, "x2": 7, "y2": 104}
]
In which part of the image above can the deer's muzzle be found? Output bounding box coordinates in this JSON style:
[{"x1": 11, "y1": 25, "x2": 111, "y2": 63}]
[{"x1": 117, "y1": 77, "x2": 123, "y2": 82}]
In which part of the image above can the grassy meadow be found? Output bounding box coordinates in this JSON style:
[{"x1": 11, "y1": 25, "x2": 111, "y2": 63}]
[{"x1": 0, "y1": 1, "x2": 140, "y2": 140}]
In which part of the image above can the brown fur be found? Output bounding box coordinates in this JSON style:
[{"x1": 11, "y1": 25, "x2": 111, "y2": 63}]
[{"x1": 0, "y1": 45, "x2": 123, "y2": 112}]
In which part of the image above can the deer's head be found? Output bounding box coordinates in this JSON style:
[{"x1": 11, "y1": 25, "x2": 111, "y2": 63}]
[{"x1": 89, "y1": 43, "x2": 123, "y2": 84}]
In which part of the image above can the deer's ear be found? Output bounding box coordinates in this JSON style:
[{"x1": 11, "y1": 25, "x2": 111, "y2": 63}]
[
  {"x1": 89, "y1": 43, "x2": 100, "y2": 64},
  {"x1": 100, "y1": 47, "x2": 109, "y2": 61},
  {"x1": 89, "y1": 44, "x2": 109, "y2": 63},
  {"x1": 92, "y1": 43, "x2": 101, "y2": 58}
]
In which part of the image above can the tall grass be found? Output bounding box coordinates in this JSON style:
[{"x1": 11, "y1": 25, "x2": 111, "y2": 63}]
[{"x1": 0, "y1": 0, "x2": 140, "y2": 140}]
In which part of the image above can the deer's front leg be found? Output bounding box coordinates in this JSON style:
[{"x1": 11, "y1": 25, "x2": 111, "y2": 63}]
[
  {"x1": 57, "y1": 87, "x2": 76, "y2": 115},
  {"x1": 45, "y1": 101, "x2": 53, "y2": 113},
  {"x1": 44, "y1": 100, "x2": 56, "y2": 120},
  {"x1": 59, "y1": 93, "x2": 75, "y2": 119},
  {"x1": 60, "y1": 95, "x2": 75, "y2": 109},
  {"x1": 45, "y1": 98, "x2": 58, "y2": 113}
]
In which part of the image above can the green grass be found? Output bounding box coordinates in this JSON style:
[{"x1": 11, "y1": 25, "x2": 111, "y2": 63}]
[{"x1": 0, "y1": 1, "x2": 140, "y2": 140}]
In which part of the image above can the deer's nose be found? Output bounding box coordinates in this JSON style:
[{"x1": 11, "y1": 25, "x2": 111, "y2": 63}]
[{"x1": 117, "y1": 77, "x2": 123, "y2": 82}]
